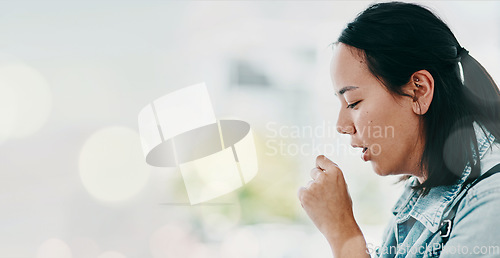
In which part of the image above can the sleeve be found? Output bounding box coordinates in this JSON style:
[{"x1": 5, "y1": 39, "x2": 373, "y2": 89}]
[{"x1": 440, "y1": 174, "x2": 500, "y2": 257}]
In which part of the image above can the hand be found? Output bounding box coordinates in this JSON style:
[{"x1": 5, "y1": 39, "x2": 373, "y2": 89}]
[{"x1": 298, "y1": 155, "x2": 365, "y2": 255}]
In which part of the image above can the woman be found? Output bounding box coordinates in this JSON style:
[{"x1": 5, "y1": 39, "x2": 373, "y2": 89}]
[{"x1": 297, "y1": 2, "x2": 500, "y2": 257}]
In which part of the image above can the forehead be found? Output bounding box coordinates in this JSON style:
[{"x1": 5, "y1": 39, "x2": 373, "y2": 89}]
[{"x1": 330, "y1": 43, "x2": 371, "y2": 91}]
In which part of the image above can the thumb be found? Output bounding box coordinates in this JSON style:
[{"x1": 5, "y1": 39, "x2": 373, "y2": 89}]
[
  {"x1": 315, "y1": 155, "x2": 340, "y2": 171},
  {"x1": 315, "y1": 155, "x2": 347, "y2": 182}
]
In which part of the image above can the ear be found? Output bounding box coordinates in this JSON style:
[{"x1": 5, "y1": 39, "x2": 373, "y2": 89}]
[{"x1": 405, "y1": 70, "x2": 434, "y2": 115}]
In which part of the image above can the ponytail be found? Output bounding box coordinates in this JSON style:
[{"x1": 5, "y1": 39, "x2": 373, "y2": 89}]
[
  {"x1": 458, "y1": 47, "x2": 500, "y2": 179},
  {"x1": 460, "y1": 47, "x2": 500, "y2": 106}
]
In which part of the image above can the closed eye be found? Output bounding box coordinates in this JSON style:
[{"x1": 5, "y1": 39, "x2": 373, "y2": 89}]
[{"x1": 347, "y1": 100, "x2": 361, "y2": 109}]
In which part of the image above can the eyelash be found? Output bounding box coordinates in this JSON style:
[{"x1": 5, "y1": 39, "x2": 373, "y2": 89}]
[{"x1": 346, "y1": 100, "x2": 361, "y2": 109}]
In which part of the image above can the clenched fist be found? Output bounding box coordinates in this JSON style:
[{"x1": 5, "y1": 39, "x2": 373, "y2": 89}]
[{"x1": 297, "y1": 155, "x2": 368, "y2": 257}]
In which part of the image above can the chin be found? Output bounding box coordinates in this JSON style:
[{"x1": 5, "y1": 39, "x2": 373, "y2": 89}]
[{"x1": 371, "y1": 162, "x2": 390, "y2": 176}]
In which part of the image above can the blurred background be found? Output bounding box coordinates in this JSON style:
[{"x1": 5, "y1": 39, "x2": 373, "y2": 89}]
[{"x1": 0, "y1": 1, "x2": 498, "y2": 257}]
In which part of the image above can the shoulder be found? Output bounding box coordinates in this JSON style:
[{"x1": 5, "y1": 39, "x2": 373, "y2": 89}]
[
  {"x1": 456, "y1": 170, "x2": 500, "y2": 216},
  {"x1": 459, "y1": 158, "x2": 500, "y2": 210},
  {"x1": 465, "y1": 172, "x2": 500, "y2": 202},
  {"x1": 439, "y1": 173, "x2": 500, "y2": 256},
  {"x1": 452, "y1": 172, "x2": 500, "y2": 237}
]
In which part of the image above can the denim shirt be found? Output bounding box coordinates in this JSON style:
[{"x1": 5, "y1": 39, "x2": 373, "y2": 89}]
[{"x1": 375, "y1": 123, "x2": 500, "y2": 257}]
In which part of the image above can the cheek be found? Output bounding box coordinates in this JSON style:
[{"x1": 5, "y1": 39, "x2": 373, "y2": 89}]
[
  {"x1": 355, "y1": 109, "x2": 389, "y2": 140},
  {"x1": 357, "y1": 105, "x2": 407, "y2": 164},
  {"x1": 358, "y1": 100, "x2": 410, "y2": 140},
  {"x1": 355, "y1": 96, "x2": 418, "y2": 174},
  {"x1": 367, "y1": 119, "x2": 416, "y2": 174}
]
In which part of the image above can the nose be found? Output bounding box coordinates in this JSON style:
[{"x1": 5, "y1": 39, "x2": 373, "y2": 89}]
[{"x1": 336, "y1": 110, "x2": 355, "y2": 135}]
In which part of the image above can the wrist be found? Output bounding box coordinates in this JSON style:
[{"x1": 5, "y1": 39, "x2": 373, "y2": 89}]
[
  {"x1": 323, "y1": 214, "x2": 361, "y2": 241},
  {"x1": 324, "y1": 218, "x2": 367, "y2": 257}
]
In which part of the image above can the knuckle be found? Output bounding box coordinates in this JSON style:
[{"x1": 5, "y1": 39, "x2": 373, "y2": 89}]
[
  {"x1": 309, "y1": 168, "x2": 316, "y2": 177},
  {"x1": 297, "y1": 187, "x2": 308, "y2": 201},
  {"x1": 310, "y1": 168, "x2": 322, "y2": 179},
  {"x1": 297, "y1": 187, "x2": 304, "y2": 196}
]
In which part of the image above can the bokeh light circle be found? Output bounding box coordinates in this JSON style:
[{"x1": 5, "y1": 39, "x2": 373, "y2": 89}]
[
  {"x1": 79, "y1": 126, "x2": 150, "y2": 202},
  {"x1": 36, "y1": 238, "x2": 72, "y2": 258},
  {"x1": 0, "y1": 62, "x2": 52, "y2": 144}
]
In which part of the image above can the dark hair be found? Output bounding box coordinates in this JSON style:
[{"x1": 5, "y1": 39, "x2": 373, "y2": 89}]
[{"x1": 336, "y1": 1, "x2": 500, "y2": 194}]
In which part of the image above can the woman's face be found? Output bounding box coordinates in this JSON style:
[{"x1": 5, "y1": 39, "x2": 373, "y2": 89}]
[{"x1": 330, "y1": 43, "x2": 425, "y2": 179}]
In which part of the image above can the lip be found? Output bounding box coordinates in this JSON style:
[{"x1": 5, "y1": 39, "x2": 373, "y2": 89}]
[
  {"x1": 362, "y1": 147, "x2": 370, "y2": 162},
  {"x1": 351, "y1": 144, "x2": 370, "y2": 162}
]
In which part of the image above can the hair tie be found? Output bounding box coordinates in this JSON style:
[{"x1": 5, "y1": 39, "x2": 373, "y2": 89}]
[{"x1": 458, "y1": 47, "x2": 469, "y2": 58}]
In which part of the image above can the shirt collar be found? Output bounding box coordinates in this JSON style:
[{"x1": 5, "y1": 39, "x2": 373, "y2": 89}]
[{"x1": 391, "y1": 122, "x2": 497, "y2": 233}]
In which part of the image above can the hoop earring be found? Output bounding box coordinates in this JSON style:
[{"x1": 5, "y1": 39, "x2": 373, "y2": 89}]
[{"x1": 414, "y1": 78, "x2": 420, "y2": 87}]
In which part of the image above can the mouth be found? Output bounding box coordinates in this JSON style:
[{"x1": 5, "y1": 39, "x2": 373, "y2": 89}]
[
  {"x1": 351, "y1": 145, "x2": 370, "y2": 161},
  {"x1": 361, "y1": 147, "x2": 369, "y2": 161},
  {"x1": 351, "y1": 144, "x2": 368, "y2": 151}
]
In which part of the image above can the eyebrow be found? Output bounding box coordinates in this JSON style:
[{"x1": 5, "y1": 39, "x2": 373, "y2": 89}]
[{"x1": 335, "y1": 86, "x2": 359, "y2": 96}]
